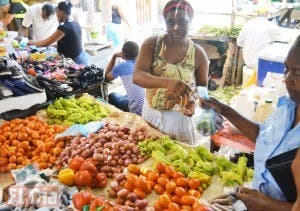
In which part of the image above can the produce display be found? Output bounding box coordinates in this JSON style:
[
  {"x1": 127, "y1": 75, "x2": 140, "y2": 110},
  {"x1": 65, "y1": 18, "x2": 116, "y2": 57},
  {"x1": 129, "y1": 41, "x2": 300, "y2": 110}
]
[
  {"x1": 47, "y1": 96, "x2": 109, "y2": 125},
  {"x1": 56, "y1": 123, "x2": 149, "y2": 178},
  {"x1": 209, "y1": 86, "x2": 242, "y2": 105},
  {"x1": 106, "y1": 163, "x2": 209, "y2": 210},
  {"x1": 138, "y1": 137, "x2": 253, "y2": 187},
  {"x1": 0, "y1": 116, "x2": 66, "y2": 172},
  {"x1": 0, "y1": 93, "x2": 254, "y2": 210},
  {"x1": 198, "y1": 25, "x2": 243, "y2": 39}
]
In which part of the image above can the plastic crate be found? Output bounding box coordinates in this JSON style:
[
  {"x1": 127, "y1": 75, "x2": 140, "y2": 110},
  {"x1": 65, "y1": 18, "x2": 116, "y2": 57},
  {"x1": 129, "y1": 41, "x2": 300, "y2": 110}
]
[
  {"x1": 257, "y1": 59, "x2": 285, "y2": 86},
  {"x1": 257, "y1": 42, "x2": 290, "y2": 86}
]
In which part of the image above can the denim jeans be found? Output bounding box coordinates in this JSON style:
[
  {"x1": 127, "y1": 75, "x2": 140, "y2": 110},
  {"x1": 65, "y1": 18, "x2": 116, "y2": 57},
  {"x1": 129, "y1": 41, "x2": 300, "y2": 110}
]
[
  {"x1": 108, "y1": 92, "x2": 129, "y2": 112},
  {"x1": 73, "y1": 50, "x2": 89, "y2": 66}
]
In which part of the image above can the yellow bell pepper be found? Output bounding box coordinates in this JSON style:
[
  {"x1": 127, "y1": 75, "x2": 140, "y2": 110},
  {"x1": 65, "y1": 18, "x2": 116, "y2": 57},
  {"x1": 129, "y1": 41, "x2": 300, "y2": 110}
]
[{"x1": 58, "y1": 168, "x2": 75, "y2": 186}]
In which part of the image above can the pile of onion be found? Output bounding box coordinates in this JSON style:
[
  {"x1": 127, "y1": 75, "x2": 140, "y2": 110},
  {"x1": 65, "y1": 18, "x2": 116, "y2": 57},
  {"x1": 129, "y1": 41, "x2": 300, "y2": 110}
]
[{"x1": 56, "y1": 123, "x2": 150, "y2": 178}]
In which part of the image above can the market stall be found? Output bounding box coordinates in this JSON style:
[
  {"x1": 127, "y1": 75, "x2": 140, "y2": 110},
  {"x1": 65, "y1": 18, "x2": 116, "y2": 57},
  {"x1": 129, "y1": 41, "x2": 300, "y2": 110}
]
[
  {"x1": 0, "y1": 31, "x2": 109, "y2": 121},
  {"x1": 0, "y1": 91, "x2": 255, "y2": 210}
]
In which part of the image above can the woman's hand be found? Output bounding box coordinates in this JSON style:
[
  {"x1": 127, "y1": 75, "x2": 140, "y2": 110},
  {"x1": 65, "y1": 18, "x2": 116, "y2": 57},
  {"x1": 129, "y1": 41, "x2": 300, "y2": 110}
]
[
  {"x1": 235, "y1": 187, "x2": 293, "y2": 211},
  {"x1": 236, "y1": 187, "x2": 270, "y2": 210},
  {"x1": 183, "y1": 96, "x2": 195, "y2": 117},
  {"x1": 200, "y1": 97, "x2": 225, "y2": 114},
  {"x1": 28, "y1": 40, "x2": 34, "y2": 45},
  {"x1": 166, "y1": 79, "x2": 191, "y2": 99}
]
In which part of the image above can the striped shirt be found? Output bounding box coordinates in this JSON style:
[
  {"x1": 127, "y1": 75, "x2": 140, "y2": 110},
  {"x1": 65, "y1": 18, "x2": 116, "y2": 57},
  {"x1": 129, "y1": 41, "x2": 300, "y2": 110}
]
[{"x1": 112, "y1": 60, "x2": 144, "y2": 115}]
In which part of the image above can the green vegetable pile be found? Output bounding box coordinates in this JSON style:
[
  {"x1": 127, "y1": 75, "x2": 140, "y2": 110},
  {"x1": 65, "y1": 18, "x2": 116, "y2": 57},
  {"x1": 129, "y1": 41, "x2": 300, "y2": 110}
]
[
  {"x1": 46, "y1": 96, "x2": 109, "y2": 125},
  {"x1": 198, "y1": 25, "x2": 243, "y2": 39},
  {"x1": 209, "y1": 86, "x2": 242, "y2": 105},
  {"x1": 138, "y1": 137, "x2": 253, "y2": 187}
]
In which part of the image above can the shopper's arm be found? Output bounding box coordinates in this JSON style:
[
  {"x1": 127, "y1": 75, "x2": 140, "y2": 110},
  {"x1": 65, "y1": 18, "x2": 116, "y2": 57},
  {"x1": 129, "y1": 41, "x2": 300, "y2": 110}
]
[
  {"x1": 201, "y1": 98, "x2": 259, "y2": 142},
  {"x1": 1, "y1": 13, "x2": 14, "y2": 26},
  {"x1": 28, "y1": 30, "x2": 64, "y2": 47},
  {"x1": 18, "y1": 25, "x2": 27, "y2": 38},
  {"x1": 105, "y1": 52, "x2": 122, "y2": 82},
  {"x1": 117, "y1": 4, "x2": 131, "y2": 29}
]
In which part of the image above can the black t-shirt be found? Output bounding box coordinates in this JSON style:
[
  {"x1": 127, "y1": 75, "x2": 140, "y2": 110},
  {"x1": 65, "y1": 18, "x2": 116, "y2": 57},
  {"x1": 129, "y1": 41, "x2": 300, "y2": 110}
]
[
  {"x1": 9, "y1": 2, "x2": 27, "y2": 15},
  {"x1": 57, "y1": 21, "x2": 82, "y2": 59}
]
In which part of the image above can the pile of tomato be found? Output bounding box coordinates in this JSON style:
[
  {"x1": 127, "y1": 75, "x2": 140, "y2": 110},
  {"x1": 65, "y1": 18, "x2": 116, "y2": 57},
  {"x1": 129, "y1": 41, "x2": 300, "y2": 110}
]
[
  {"x1": 0, "y1": 116, "x2": 66, "y2": 172},
  {"x1": 107, "y1": 163, "x2": 210, "y2": 210}
]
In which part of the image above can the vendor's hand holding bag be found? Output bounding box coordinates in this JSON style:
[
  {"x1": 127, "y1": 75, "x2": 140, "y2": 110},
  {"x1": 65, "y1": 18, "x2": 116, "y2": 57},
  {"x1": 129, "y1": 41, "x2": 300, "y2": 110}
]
[{"x1": 265, "y1": 147, "x2": 298, "y2": 203}]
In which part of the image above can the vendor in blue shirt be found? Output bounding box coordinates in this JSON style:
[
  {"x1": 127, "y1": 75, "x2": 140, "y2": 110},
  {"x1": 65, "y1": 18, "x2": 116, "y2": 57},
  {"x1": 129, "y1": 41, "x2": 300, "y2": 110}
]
[
  {"x1": 28, "y1": 1, "x2": 88, "y2": 65},
  {"x1": 202, "y1": 36, "x2": 300, "y2": 210}
]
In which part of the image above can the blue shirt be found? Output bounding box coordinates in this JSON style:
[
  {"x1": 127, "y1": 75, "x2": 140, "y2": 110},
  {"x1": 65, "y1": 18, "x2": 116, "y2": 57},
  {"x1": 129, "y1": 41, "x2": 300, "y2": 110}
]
[
  {"x1": 112, "y1": 60, "x2": 144, "y2": 115},
  {"x1": 254, "y1": 98, "x2": 300, "y2": 201}
]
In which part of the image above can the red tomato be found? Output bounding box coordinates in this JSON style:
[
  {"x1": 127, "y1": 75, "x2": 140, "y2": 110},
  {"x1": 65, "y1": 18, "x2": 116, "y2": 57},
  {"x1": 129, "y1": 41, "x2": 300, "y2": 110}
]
[
  {"x1": 157, "y1": 177, "x2": 169, "y2": 187},
  {"x1": 175, "y1": 177, "x2": 189, "y2": 187},
  {"x1": 165, "y1": 165, "x2": 176, "y2": 178},
  {"x1": 156, "y1": 162, "x2": 167, "y2": 173},
  {"x1": 181, "y1": 195, "x2": 196, "y2": 206},
  {"x1": 154, "y1": 184, "x2": 165, "y2": 195},
  {"x1": 147, "y1": 171, "x2": 159, "y2": 182},
  {"x1": 165, "y1": 181, "x2": 176, "y2": 194},
  {"x1": 80, "y1": 160, "x2": 97, "y2": 175},
  {"x1": 69, "y1": 157, "x2": 84, "y2": 171},
  {"x1": 74, "y1": 170, "x2": 92, "y2": 186},
  {"x1": 158, "y1": 193, "x2": 171, "y2": 209},
  {"x1": 175, "y1": 187, "x2": 187, "y2": 197},
  {"x1": 153, "y1": 201, "x2": 164, "y2": 211},
  {"x1": 80, "y1": 190, "x2": 92, "y2": 204},
  {"x1": 168, "y1": 202, "x2": 180, "y2": 211},
  {"x1": 94, "y1": 173, "x2": 107, "y2": 188},
  {"x1": 72, "y1": 191, "x2": 91, "y2": 210},
  {"x1": 171, "y1": 195, "x2": 182, "y2": 205},
  {"x1": 188, "y1": 178, "x2": 201, "y2": 189}
]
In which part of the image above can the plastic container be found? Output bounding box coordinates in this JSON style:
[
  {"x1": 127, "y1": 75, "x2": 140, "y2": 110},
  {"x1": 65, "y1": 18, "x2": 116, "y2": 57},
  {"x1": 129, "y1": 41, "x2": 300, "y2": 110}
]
[
  {"x1": 242, "y1": 66, "x2": 256, "y2": 87},
  {"x1": 266, "y1": 88, "x2": 279, "y2": 107},
  {"x1": 253, "y1": 98, "x2": 276, "y2": 123},
  {"x1": 232, "y1": 90, "x2": 256, "y2": 120},
  {"x1": 257, "y1": 43, "x2": 290, "y2": 86}
]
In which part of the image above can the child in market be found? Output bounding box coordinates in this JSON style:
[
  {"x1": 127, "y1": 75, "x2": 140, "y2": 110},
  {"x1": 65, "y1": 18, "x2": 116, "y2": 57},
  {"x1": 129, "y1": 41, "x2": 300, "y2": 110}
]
[{"x1": 105, "y1": 41, "x2": 144, "y2": 115}]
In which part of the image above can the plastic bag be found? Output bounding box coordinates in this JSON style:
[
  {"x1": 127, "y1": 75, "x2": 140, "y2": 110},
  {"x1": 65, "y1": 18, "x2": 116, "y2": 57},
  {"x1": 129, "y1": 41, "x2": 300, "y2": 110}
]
[
  {"x1": 196, "y1": 109, "x2": 224, "y2": 136},
  {"x1": 196, "y1": 86, "x2": 224, "y2": 136}
]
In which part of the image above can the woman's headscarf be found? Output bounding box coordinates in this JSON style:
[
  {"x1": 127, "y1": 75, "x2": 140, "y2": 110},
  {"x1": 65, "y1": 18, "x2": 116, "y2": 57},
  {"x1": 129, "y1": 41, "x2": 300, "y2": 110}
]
[{"x1": 163, "y1": 0, "x2": 194, "y2": 20}]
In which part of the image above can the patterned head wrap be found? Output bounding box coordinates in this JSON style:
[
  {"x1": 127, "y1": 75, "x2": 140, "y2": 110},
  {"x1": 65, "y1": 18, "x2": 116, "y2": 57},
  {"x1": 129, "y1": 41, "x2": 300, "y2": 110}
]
[{"x1": 163, "y1": 0, "x2": 194, "y2": 20}]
